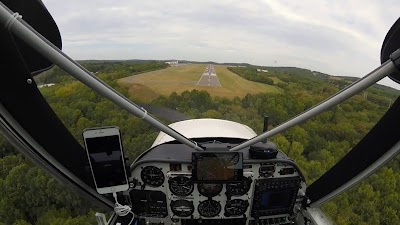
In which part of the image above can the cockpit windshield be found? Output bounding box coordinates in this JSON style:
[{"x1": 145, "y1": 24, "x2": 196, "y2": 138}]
[{"x1": 0, "y1": 1, "x2": 400, "y2": 225}]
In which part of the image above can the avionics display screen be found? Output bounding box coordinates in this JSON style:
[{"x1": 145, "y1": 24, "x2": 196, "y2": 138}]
[
  {"x1": 260, "y1": 190, "x2": 292, "y2": 210},
  {"x1": 192, "y1": 152, "x2": 243, "y2": 182},
  {"x1": 85, "y1": 135, "x2": 127, "y2": 188}
]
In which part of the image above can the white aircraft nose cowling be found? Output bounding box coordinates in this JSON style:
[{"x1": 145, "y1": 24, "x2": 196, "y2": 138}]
[{"x1": 151, "y1": 118, "x2": 257, "y2": 147}]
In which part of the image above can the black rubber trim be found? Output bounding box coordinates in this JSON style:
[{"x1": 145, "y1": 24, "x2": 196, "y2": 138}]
[
  {"x1": 0, "y1": 0, "x2": 62, "y2": 75},
  {"x1": 307, "y1": 96, "x2": 400, "y2": 203},
  {"x1": 0, "y1": 25, "x2": 94, "y2": 188},
  {"x1": 380, "y1": 17, "x2": 400, "y2": 83},
  {"x1": 381, "y1": 17, "x2": 400, "y2": 64}
]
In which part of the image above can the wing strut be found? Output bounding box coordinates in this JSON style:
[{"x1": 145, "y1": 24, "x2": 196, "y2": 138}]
[
  {"x1": 230, "y1": 60, "x2": 398, "y2": 151},
  {"x1": 0, "y1": 2, "x2": 203, "y2": 151}
]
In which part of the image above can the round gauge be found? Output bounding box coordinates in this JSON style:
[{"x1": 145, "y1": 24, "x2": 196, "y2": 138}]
[
  {"x1": 197, "y1": 183, "x2": 223, "y2": 197},
  {"x1": 141, "y1": 166, "x2": 165, "y2": 187},
  {"x1": 198, "y1": 200, "x2": 221, "y2": 218},
  {"x1": 169, "y1": 176, "x2": 194, "y2": 196},
  {"x1": 170, "y1": 200, "x2": 194, "y2": 217},
  {"x1": 224, "y1": 199, "x2": 249, "y2": 217},
  {"x1": 226, "y1": 178, "x2": 252, "y2": 196}
]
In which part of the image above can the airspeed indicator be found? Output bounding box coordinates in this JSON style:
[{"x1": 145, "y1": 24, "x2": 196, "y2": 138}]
[{"x1": 169, "y1": 176, "x2": 193, "y2": 196}]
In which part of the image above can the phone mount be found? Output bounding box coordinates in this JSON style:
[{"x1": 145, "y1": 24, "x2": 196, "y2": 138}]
[{"x1": 381, "y1": 17, "x2": 400, "y2": 83}]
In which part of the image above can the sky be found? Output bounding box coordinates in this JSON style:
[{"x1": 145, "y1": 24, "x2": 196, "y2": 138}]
[{"x1": 42, "y1": 0, "x2": 400, "y2": 88}]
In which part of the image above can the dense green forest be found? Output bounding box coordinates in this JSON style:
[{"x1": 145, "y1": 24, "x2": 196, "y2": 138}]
[{"x1": 1, "y1": 61, "x2": 400, "y2": 224}]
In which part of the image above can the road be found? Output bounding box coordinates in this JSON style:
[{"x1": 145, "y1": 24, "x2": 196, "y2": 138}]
[{"x1": 196, "y1": 64, "x2": 221, "y2": 87}]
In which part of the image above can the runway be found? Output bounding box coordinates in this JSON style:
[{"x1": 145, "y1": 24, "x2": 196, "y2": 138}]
[{"x1": 196, "y1": 64, "x2": 221, "y2": 87}]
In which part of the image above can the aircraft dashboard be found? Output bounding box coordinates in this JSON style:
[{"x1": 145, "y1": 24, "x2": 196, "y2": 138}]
[{"x1": 114, "y1": 141, "x2": 307, "y2": 225}]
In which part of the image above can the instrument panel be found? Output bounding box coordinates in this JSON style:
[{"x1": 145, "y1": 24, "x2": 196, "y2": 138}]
[{"x1": 127, "y1": 156, "x2": 306, "y2": 225}]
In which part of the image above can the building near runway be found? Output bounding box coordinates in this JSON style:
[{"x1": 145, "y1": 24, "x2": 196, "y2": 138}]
[{"x1": 165, "y1": 61, "x2": 178, "y2": 65}]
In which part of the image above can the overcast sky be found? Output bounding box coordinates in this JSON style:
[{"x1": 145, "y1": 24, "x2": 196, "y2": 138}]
[{"x1": 42, "y1": 0, "x2": 399, "y2": 88}]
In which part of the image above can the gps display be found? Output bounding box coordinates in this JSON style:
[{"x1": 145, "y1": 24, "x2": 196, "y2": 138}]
[{"x1": 192, "y1": 152, "x2": 243, "y2": 182}]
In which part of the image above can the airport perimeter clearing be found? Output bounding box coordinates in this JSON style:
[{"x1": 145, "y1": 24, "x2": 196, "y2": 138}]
[
  {"x1": 269, "y1": 77, "x2": 285, "y2": 84},
  {"x1": 119, "y1": 64, "x2": 280, "y2": 103}
]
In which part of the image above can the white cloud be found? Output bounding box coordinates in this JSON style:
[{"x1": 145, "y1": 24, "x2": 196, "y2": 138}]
[{"x1": 42, "y1": 0, "x2": 400, "y2": 88}]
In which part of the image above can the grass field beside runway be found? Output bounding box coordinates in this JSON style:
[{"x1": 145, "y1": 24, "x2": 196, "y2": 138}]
[
  {"x1": 120, "y1": 64, "x2": 204, "y2": 84},
  {"x1": 214, "y1": 65, "x2": 280, "y2": 94},
  {"x1": 119, "y1": 64, "x2": 281, "y2": 103}
]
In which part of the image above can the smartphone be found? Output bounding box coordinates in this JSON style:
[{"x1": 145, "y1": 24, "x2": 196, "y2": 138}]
[{"x1": 83, "y1": 126, "x2": 129, "y2": 194}]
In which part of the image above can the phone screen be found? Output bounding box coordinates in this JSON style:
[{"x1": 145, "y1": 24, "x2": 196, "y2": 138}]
[{"x1": 85, "y1": 135, "x2": 128, "y2": 188}]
